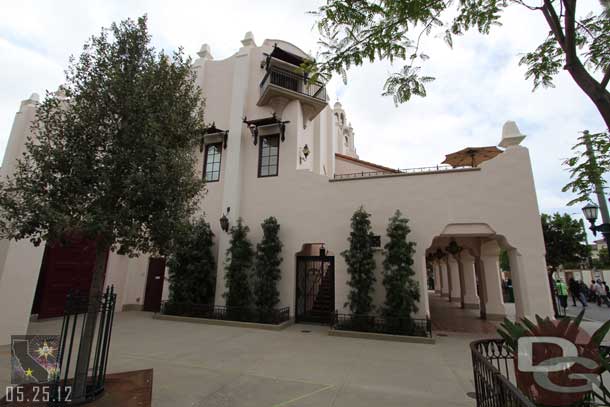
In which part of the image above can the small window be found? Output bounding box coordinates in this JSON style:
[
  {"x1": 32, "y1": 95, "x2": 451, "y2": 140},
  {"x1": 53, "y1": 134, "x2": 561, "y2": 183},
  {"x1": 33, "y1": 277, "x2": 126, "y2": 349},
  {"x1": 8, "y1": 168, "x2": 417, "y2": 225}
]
[
  {"x1": 204, "y1": 143, "x2": 222, "y2": 182},
  {"x1": 258, "y1": 135, "x2": 279, "y2": 177}
]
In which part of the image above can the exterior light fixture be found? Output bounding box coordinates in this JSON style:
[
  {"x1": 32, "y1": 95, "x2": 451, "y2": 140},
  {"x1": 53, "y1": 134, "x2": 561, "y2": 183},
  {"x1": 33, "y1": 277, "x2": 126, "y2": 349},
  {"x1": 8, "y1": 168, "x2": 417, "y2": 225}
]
[
  {"x1": 302, "y1": 144, "x2": 310, "y2": 159},
  {"x1": 582, "y1": 202, "x2": 599, "y2": 223},
  {"x1": 434, "y1": 248, "x2": 445, "y2": 260},
  {"x1": 220, "y1": 207, "x2": 231, "y2": 233},
  {"x1": 279, "y1": 121, "x2": 286, "y2": 142},
  {"x1": 445, "y1": 239, "x2": 462, "y2": 256},
  {"x1": 248, "y1": 124, "x2": 259, "y2": 146},
  {"x1": 319, "y1": 244, "x2": 326, "y2": 257}
]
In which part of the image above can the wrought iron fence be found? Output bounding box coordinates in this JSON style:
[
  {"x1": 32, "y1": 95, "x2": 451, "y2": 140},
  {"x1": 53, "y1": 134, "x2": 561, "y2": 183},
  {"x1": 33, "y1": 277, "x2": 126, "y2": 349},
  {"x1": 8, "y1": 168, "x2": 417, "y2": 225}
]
[
  {"x1": 333, "y1": 165, "x2": 476, "y2": 180},
  {"x1": 331, "y1": 312, "x2": 432, "y2": 338},
  {"x1": 51, "y1": 286, "x2": 117, "y2": 404},
  {"x1": 160, "y1": 302, "x2": 290, "y2": 325},
  {"x1": 260, "y1": 65, "x2": 327, "y2": 101},
  {"x1": 471, "y1": 338, "x2": 610, "y2": 407}
]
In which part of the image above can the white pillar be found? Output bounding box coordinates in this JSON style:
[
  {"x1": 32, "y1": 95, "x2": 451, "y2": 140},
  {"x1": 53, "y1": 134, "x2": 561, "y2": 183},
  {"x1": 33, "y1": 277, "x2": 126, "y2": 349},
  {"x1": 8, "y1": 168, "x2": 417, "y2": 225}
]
[
  {"x1": 461, "y1": 252, "x2": 479, "y2": 309},
  {"x1": 433, "y1": 261, "x2": 442, "y2": 294},
  {"x1": 415, "y1": 254, "x2": 430, "y2": 319},
  {"x1": 440, "y1": 259, "x2": 450, "y2": 297},
  {"x1": 509, "y1": 248, "x2": 554, "y2": 319},
  {"x1": 480, "y1": 241, "x2": 505, "y2": 320},
  {"x1": 214, "y1": 35, "x2": 255, "y2": 305},
  {"x1": 448, "y1": 256, "x2": 461, "y2": 302}
]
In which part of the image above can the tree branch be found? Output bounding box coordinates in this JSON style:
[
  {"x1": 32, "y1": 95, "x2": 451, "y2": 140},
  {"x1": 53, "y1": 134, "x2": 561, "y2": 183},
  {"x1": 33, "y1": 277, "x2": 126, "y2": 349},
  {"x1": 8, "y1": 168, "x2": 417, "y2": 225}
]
[
  {"x1": 562, "y1": 0, "x2": 577, "y2": 67},
  {"x1": 542, "y1": 0, "x2": 566, "y2": 50},
  {"x1": 602, "y1": 68, "x2": 610, "y2": 89}
]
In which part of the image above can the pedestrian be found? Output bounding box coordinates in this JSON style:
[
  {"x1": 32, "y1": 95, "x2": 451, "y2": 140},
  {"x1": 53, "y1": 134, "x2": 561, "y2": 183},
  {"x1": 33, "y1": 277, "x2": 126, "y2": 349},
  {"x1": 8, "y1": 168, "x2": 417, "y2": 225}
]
[
  {"x1": 595, "y1": 280, "x2": 608, "y2": 307},
  {"x1": 590, "y1": 280, "x2": 599, "y2": 303},
  {"x1": 603, "y1": 282, "x2": 610, "y2": 307},
  {"x1": 568, "y1": 277, "x2": 579, "y2": 306},
  {"x1": 577, "y1": 281, "x2": 588, "y2": 307},
  {"x1": 556, "y1": 279, "x2": 569, "y2": 310}
]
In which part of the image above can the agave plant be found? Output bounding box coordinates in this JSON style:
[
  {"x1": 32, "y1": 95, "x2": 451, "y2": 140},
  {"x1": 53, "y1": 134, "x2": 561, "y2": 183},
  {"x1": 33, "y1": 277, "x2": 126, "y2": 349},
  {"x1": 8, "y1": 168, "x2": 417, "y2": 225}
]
[{"x1": 498, "y1": 311, "x2": 610, "y2": 406}]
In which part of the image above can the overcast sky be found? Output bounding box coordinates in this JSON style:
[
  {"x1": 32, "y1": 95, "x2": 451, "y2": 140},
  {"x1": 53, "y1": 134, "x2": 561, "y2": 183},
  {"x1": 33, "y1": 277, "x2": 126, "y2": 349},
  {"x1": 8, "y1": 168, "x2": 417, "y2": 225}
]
[{"x1": 0, "y1": 0, "x2": 607, "y2": 239}]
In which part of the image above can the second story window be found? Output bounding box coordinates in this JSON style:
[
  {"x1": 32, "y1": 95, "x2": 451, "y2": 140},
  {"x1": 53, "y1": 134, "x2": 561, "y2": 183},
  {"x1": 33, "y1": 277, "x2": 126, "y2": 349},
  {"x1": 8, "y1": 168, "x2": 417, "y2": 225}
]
[
  {"x1": 258, "y1": 135, "x2": 279, "y2": 177},
  {"x1": 204, "y1": 143, "x2": 222, "y2": 182}
]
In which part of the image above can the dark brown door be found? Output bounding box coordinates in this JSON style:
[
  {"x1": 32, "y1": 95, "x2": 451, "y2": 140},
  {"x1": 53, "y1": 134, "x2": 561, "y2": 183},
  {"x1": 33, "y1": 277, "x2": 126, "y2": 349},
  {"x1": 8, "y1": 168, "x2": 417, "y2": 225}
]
[
  {"x1": 36, "y1": 239, "x2": 99, "y2": 319},
  {"x1": 143, "y1": 258, "x2": 166, "y2": 312}
]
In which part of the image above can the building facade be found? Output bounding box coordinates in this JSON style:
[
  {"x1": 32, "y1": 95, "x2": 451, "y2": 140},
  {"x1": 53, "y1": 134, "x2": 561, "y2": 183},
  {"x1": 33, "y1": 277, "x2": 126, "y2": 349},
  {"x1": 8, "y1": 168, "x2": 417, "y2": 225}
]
[{"x1": 0, "y1": 33, "x2": 554, "y2": 345}]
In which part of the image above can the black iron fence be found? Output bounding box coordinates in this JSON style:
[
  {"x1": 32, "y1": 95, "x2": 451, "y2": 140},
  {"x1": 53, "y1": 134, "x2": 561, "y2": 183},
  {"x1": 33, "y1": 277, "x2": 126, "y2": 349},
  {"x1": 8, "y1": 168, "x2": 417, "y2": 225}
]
[
  {"x1": 331, "y1": 312, "x2": 432, "y2": 338},
  {"x1": 260, "y1": 65, "x2": 327, "y2": 101},
  {"x1": 160, "y1": 302, "x2": 290, "y2": 325},
  {"x1": 333, "y1": 165, "x2": 476, "y2": 180},
  {"x1": 52, "y1": 286, "x2": 116, "y2": 404},
  {"x1": 471, "y1": 338, "x2": 610, "y2": 407}
]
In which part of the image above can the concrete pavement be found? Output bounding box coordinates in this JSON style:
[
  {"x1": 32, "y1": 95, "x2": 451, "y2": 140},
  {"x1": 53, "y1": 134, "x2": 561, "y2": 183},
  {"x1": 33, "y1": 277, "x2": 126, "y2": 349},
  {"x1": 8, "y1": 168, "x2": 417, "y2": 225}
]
[{"x1": 1, "y1": 312, "x2": 478, "y2": 407}]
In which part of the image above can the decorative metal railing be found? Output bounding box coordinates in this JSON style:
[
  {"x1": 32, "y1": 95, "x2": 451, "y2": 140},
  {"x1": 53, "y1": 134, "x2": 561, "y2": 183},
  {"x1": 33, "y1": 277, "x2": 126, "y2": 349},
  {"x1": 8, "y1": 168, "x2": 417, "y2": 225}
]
[
  {"x1": 333, "y1": 165, "x2": 475, "y2": 180},
  {"x1": 52, "y1": 286, "x2": 117, "y2": 404},
  {"x1": 331, "y1": 312, "x2": 432, "y2": 338},
  {"x1": 471, "y1": 338, "x2": 610, "y2": 407},
  {"x1": 160, "y1": 302, "x2": 290, "y2": 325},
  {"x1": 260, "y1": 65, "x2": 327, "y2": 101}
]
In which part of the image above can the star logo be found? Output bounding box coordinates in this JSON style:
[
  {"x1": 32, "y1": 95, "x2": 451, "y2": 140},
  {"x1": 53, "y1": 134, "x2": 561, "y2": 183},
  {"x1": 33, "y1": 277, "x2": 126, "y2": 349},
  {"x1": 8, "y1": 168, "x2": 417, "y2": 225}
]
[
  {"x1": 24, "y1": 368, "x2": 33, "y2": 377},
  {"x1": 36, "y1": 341, "x2": 55, "y2": 360}
]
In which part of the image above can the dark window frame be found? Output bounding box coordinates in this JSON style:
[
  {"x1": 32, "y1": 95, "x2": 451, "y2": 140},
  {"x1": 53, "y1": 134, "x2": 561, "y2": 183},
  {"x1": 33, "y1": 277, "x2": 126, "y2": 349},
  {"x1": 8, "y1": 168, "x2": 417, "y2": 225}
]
[
  {"x1": 258, "y1": 134, "x2": 280, "y2": 178},
  {"x1": 203, "y1": 142, "x2": 222, "y2": 182}
]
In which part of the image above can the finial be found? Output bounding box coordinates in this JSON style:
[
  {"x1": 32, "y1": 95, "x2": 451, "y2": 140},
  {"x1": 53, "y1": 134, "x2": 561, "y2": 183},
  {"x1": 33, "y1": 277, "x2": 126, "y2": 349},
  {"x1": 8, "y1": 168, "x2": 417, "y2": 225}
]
[
  {"x1": 241, "y1": 31, "x2": 256, "y2": 47},
  {"x1": 197, "y1": 43, "x2": 213, "y2": 60},
  {"x1": 499, "y1": 120, "x2": 526, "y2": 148}
]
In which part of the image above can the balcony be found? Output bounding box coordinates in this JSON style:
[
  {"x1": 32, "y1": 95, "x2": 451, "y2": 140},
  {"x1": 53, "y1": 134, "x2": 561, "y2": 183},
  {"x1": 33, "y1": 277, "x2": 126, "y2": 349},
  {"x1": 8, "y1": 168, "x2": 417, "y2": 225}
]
[{"x1": 258, "y1": 65, "x2": 327, "y2": 120}]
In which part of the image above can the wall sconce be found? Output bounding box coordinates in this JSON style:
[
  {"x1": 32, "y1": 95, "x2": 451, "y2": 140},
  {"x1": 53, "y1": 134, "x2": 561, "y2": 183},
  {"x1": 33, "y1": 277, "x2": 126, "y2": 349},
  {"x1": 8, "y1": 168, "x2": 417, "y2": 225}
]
[
  {"x1": 219, "y1": 207, "x2": 231, "y2": 233},
  {"x1": 279, "y1": 121, "x2": 286, "y2": 142},
  {"x1": 248, "y1": 124, "x2": 259, "y2": 146},
  {"x1": 319, "y1": 244, "x2": 326, "y2": 257},
  {"x1": 445, "y1": 239, "x2": 462, "y2": 256}
]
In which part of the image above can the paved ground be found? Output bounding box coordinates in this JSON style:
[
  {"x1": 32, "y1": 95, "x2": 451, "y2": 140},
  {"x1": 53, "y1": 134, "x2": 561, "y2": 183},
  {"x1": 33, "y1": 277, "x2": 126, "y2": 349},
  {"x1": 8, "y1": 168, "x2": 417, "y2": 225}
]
[
  {"x1": 0, "y1": 311, "x2": 479, "y2": 407},
  {"x1": 565, "y1": 300, "x2": 610, "y2": 323}
]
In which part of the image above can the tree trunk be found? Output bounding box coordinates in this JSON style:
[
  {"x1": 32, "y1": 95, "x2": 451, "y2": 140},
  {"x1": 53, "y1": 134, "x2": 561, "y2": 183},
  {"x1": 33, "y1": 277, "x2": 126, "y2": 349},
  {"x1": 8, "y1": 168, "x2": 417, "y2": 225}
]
[
  {"x1": 566, "y1": 63, "x2": 610, "y2": 132},
  {"x1": 72, "y1": 240, "x2": 110, "y2": 401}
]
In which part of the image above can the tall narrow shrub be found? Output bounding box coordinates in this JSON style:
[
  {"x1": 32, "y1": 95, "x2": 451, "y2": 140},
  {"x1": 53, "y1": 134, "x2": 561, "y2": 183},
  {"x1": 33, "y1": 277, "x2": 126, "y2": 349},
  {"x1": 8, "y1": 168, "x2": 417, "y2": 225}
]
[
  {"x1": 382, "y1": 210, "x2": 419, "y2": 318},
  {"x1": 254, "y1": 217, "x2": 283, "y2": 313},
  {"x1": 224, "y1": 218, "x2": 254, "y2": 308},
  {"x1": 342, "y1": 206, "x2": 376, "y2": 315},
  {"x1": 167, "y1": 217, "x2": 216, "y2": 305}
]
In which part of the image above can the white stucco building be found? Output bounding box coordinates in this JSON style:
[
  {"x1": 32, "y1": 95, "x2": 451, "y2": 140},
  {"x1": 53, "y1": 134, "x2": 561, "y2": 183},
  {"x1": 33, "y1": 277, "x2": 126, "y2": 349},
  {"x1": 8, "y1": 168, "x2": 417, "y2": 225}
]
[{"x1": 0, "y1": 33, "x2": 555, "y2": 345}]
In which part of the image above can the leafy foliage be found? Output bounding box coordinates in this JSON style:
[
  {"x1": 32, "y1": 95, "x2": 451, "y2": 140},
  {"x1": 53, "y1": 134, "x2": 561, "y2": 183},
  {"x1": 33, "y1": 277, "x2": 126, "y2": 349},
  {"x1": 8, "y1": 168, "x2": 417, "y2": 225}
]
[
  {"x1": 382, "y1": 210, "x2": 419, "y2": 318},
  {"x1": 224, "y1": 218, "x2": 254, "y2": 308},
  {"x1": 342, "y1": 206, "x2": 377, "y2": 315},
  {"x1": 308, "y1": 0, "x2": 610, "y2": 129},
  {"x1": 562, "y1": 131, "x2": 610, "y2": 206},
  {"x1": 541, "y1": 213, "x2": 588, "y2": 271},
  {"x1": 167, "y1": 217, "x2": 216, "y2": 305},
  {"x1": 0, "y1": 16, "x2": 205, "y2": 255},
  {"x1": 254, "y1": 217, "x2": 283, "y2": 312}
]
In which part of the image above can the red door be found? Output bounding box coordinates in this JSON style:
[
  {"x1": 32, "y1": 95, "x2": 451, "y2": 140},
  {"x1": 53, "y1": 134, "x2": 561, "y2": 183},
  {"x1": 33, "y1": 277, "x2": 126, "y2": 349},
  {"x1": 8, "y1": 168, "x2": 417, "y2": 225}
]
[
  {"x1": 36, "y1": 239, "x2": 99, "y2": 319},
  {"x1": 143, "y1": 258, "x2": 166, "y2": 312}
]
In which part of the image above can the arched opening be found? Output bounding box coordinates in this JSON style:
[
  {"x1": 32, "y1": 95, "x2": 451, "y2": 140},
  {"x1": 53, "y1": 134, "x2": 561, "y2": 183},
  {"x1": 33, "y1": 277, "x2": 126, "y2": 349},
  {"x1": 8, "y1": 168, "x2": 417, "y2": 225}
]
[
  {"x1": 295, "y1": 243, "x2": 334, "y2": 324},
  {"x1": 425, "y1": 223, "x2": 518, "y2": 334}
]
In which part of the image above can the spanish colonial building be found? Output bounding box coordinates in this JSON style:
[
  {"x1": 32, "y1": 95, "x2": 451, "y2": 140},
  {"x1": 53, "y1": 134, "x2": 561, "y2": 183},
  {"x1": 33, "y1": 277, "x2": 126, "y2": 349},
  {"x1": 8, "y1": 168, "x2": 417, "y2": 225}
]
[{"x1": 0, "y1": 33, "x2": 555, "y2": 345}]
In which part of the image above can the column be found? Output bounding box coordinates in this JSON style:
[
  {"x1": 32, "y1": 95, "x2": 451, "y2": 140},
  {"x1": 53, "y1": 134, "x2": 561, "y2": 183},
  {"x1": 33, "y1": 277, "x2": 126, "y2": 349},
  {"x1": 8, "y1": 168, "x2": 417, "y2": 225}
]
[
  {"x1": 480, "y1": 240, "x2": 505, "y2": 320},
  {"x1": 433, "y1": 261, "x2": 442, "y2": 294},
  {"x1": 461, "y1": 252, "x2": 479, "y2": 309},
  {"x1": 509, "y1": 248, "x2": 554, "y2": 319},
  {"x1": 415, "y1": 254, "x2": 430, "y2": 319},
  {"x1": 449, "y1": 256, "x2": 461, "y2": 303},
  {"x1": 440, "y1": 259, "x2": 450, "y2": 297}
]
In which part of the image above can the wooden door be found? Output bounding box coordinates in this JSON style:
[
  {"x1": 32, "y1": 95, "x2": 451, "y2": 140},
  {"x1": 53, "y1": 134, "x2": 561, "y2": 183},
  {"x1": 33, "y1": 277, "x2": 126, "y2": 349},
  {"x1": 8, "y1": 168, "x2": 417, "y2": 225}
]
[
  {"x1": 36, "y1": 239, "x2": 98, "y2": 319},
  {"x1": 143, "y1": 258, "x2": 166, "y2": 312}
]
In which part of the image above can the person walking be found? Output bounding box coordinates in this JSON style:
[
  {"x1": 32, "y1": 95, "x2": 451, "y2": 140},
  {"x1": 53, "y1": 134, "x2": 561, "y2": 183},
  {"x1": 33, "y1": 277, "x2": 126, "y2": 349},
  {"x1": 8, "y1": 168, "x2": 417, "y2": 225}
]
[
  {"x1": 568, "y1": 278, "x2": 587, "y2": 307},
  {"x1": 591, "y1": 280, "x2": 600, "y2": 304},
  {"x1": 577, "y1": 280, "x2": 589, "y2": 307},
  {"x1": 595, "y1": 280, "x2": 608, "y2": 307},
  {"x1": 556, "y1": 279, "x2": 569, "y2": 310},
  {"x1": 602, "y1": 282, "x2": 610, "y2": 307}
]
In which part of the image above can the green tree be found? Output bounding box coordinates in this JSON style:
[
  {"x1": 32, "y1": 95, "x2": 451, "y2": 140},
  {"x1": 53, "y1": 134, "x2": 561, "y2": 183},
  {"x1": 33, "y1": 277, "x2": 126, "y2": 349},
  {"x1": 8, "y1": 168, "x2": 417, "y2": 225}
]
[
  {"x1": 541, "y1": 213, "x2": 588, "y2": 271},
  {"x1": 0, "y1": 17, "x2": 204, "y2": 399},
  {"x1": 382, "y1": 210, "x2": 419, "y2": 318},
  {"x1": 593, "y1": 246, "x2": 610, "y2": 268},
  {"x1": 307, "y1": 0, "x2": 610, "y2": 131},
  {"x1": 224, "y1": 218, "x2": 254, "y2": 308},
  {"x1": 563, "y1": 130, "x2": 610, "y2": 206},
  {"x1": 254, "y1": 217, "x2": 283, "y2": 313},
  {"x1": 342, "y1": 206, "x2": 376, "y2": 315},
  {"x1": 167, "y1": 217, "x2": 216, "y2": 305}
]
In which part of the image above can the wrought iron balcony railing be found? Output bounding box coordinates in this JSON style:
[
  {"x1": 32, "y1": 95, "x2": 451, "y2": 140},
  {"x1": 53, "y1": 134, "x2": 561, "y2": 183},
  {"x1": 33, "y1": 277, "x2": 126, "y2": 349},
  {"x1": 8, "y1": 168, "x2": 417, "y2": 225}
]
[{"x1": 260, "y1": 65, "x2": 327, "y2": 102}]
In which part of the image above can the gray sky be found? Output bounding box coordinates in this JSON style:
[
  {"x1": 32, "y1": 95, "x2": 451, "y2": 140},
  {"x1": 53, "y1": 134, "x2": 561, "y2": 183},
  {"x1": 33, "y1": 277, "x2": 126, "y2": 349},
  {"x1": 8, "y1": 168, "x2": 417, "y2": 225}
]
[{"x1": 0, "y1": 0, "x2": 607, "y2": 239}]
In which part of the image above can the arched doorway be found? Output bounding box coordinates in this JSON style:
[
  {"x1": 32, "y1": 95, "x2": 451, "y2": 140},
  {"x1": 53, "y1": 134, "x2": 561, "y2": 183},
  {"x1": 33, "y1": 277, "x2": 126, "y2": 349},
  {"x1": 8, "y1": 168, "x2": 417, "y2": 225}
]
[{"x1": 295, "y1": 243, "x2": 334, "y2": 324}]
